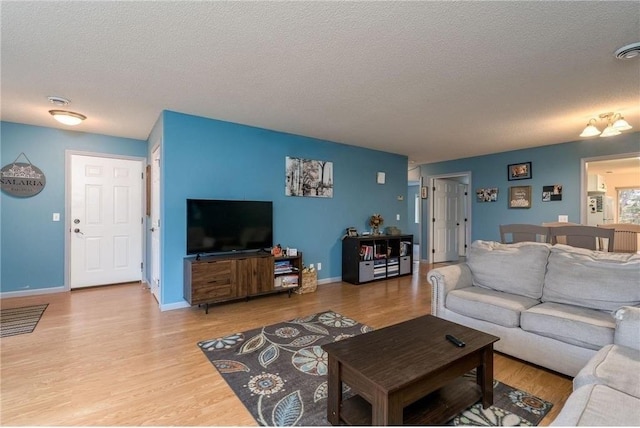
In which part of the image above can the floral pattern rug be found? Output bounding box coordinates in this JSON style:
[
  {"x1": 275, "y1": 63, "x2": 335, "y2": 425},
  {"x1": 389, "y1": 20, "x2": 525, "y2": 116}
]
[{"x1": 198, "y1": 311, "x2": 552, "y2": 426}]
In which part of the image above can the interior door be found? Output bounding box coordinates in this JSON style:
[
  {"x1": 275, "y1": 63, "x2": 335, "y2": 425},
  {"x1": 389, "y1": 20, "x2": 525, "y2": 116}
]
[
  {"x1": 150, "y1": 145, "x2": 161, "y2": 303},
  {"x1": 70, "y1": 154, "x2": 143, "y2": 288},
  {"x1": 457, "y1": 183, "x2": 468, "y2": 256},
  {"x1": 432, "y1": 178, "x2": 460, "y2": 263}
]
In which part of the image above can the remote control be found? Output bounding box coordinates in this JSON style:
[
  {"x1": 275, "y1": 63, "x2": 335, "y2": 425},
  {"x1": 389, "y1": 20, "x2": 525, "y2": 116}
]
[{"x1": 445, "y1": 334, "x2": 465, "y2": 347}]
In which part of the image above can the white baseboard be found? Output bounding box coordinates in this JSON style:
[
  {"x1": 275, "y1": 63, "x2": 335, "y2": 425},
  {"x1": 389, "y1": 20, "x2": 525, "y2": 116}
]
[{"x1": 0, "y1": 286, "x2": 67, "y2": 299}]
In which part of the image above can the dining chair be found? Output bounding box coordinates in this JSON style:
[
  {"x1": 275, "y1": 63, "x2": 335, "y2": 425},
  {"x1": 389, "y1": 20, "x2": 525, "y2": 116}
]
[
  {"x1": 597, "y1": 223, "x2": 640, "y2": 253},
  {"x1": 548, "y1": 225, "x2": 615, "y2": 251},
  {"x1": 499, "y1": 224, "x2": 550, "y2": 244}
]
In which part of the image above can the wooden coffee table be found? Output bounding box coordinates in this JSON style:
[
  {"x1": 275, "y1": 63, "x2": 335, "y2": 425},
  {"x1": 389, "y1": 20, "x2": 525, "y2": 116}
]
[{"x1": 322, "y1": 315, "x2": 499, "y2": 426}]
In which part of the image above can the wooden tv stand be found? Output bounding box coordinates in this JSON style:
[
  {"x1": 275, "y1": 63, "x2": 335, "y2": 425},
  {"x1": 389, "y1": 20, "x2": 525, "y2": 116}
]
[{"x1": 183, "y1": 252, "x2": 302, "y2": 313}]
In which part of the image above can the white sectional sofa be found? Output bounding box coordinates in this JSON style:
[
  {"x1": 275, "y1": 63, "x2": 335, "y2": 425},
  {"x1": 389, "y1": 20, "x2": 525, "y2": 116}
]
[
  {"x1": 552, "y1": 306, "x2": 640, "y2": 426},
  {"x1": 427, "y1": 241, "x2": 640, "y2": 425}
]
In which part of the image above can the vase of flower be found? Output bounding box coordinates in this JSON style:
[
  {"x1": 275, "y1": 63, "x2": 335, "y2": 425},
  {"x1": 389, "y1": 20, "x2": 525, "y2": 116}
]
[{"x1": 369, "y1": 213, "x2": 384, "y2": 235}]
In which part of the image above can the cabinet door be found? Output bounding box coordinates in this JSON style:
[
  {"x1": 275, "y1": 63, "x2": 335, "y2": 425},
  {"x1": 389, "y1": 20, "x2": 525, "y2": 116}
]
[{"x1": 235, "y1": 257, "x2": 274, "y2": 296}]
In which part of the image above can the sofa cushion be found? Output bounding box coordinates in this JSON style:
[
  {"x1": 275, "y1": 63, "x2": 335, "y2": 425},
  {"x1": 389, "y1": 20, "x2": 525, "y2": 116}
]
[
  {"x1": 614, "y1": 306, "x2": 640, "y2": 350},
  {"x1": 542, "y1": 244, "x2": 640, "y2": 311},
  {"x1": 574, "y1": 344, "x2": 640, "y2": 398},
  {"x1": 551, "y1": 384, "x2": 640, "y2": 426},
  {"x1": 521, "y1": 302, "x2": 615, "y2": 350},
  {"x1": 467, "y1": 240, "x2": 550, "y2": 299},
  {"x1": 446, "y1": 286, "x2": 540, "y2": 328}
]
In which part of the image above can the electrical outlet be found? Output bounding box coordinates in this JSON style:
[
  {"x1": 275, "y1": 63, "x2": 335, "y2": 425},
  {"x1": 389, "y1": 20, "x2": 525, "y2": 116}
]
[
  {"x1": 317, "y1": 263, "x2": 322, "y2": 271},
  {"x1": 52, "y1": 213, "x2": 60, "y2": 221},
  {"x1": 558, "y1": 215, "x2": 569, "y2": 222},
  {"x1": 309, "y1": 264, "x2": 314, "y2": 269}
]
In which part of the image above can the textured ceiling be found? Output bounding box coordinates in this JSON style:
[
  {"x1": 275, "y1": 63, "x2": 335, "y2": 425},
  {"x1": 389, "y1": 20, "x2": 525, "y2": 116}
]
[{"x1": 1, "y1": 1, "x2": 639, "y2": 164}]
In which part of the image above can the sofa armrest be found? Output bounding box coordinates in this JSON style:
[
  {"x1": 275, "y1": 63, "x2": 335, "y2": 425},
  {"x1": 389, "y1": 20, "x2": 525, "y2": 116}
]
[
  {"x1": 614, "y1": 306, "x2": 640, "y2": 350},
  {"x1": 427, "y1": 264, "x2": 473, "y2": 317}
]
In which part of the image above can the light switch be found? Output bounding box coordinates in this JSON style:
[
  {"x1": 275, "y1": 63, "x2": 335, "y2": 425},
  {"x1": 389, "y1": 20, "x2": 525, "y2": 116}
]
[
  {"x1": 396, "y1": 214, "x2": 400, "y2": 221},
  {"x1": 52, "y1": 213, "x2": 60, "y2": 221}
]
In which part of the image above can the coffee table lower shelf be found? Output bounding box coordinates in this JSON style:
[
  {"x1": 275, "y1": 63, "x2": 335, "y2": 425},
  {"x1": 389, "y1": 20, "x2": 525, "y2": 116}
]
[{"x1": 339, "y1": 378, "x2": 482, "y2": 426}]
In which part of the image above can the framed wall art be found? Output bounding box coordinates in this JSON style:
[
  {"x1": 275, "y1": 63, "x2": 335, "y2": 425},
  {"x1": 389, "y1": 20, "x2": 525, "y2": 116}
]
[
  {"x1": 509, "y1": 185, "x2": 532, "y2": 209},
  {"x1": 542, "y1": 184, "x2": 563, "y2": 202},
  {"x1": 476, "y1": 187, "x2": 498, "y2": 202},
  {"x1": 285, "y1": 156, "x2": 333, "y2": 198},
  {"x1": 508, "y1": 162, "x2": 532, "y2": 181}
]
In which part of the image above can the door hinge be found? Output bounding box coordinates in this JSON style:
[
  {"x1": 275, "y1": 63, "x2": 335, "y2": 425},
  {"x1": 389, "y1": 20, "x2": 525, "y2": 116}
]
[
  {"x1": 141, "y1": 262, "x2": 144, "y2": 269},
  {"x1": 141, "y1": 172, "x2": 144, "y2": 179},
  {"x1": 432, "y1": 249, "x2": 435, "y2": 254},
  {"x1": 432, "y1": 218, "x2": 436, "y2": 222},
  {"x1": 141, "y1": 217, "x2": 144, "y2": 224}
]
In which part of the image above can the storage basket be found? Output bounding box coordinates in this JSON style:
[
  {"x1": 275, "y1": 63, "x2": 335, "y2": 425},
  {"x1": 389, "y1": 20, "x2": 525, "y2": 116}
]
[{"x1": 295, "y1": 270, "x2": 317, "y2": 294}]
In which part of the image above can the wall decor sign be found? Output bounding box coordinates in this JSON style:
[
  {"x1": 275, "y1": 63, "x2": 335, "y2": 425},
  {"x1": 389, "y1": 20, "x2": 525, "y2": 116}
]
[
  {"x1": 0, "y1": 152, "x2": 46, "y2": 197},
  {"x1": 508, "y1": 161, "x2": 532, "y2": 181},
  {"x1": 542, "y1": 184, "x2": 563, "y2": 202},
  {"x1": 476, "y1": 187, "x2": 498, "y2": 202},
  {"x1": 285, "y1": 156, "x2": 333, "y2": 198},
  {"x1": 509, "y1": 185, "x2": 532, "y2": 208}
]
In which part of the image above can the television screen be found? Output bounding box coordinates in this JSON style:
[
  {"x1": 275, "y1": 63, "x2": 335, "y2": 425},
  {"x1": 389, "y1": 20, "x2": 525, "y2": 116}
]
[{"x1": 186, "y1": 199, "x2": 273, "y2": 255}]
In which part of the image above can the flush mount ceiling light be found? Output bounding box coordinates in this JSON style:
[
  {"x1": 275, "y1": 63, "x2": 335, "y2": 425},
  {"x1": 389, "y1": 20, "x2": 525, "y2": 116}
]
[
  {"x1": 49, "y1": 110, "x2": 87, "y2": 126},
  {"x1": 47, "y1": 95, "x2": 86, "y2": 126},
  {"x1": 579, "y1": 112, "x2": 632, "y2": 138}
]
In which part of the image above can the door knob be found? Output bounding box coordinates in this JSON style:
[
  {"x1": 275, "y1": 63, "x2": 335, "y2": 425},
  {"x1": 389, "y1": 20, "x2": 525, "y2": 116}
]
[
  {"x1": 74, "y1": 228, "x2": 84, "y2": 235},
  {"x1": 74, "y1": 219, "x2": 80, "y2": 224},
  {"x1": 150, "y1": 227, "x2": 156, "y2": 232}
]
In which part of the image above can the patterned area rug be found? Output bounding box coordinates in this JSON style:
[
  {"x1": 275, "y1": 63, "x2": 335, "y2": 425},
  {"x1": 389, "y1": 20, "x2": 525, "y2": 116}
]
[
  {"x1": 198, "y1": 311, "x2": 552, "y2": 426},
  {"x1": 0, "y1": 304, "x2": 48, "y2": 337}
]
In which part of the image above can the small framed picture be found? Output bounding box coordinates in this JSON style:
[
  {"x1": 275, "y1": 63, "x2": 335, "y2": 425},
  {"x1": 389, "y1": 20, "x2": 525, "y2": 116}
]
[
  {"x1": 476, "y1": 187, "x2": 498, "y2": 202},
  {"x1": 421, "y1": 186, "x2": 428, "y2": 199},
  {"x1": 346, "y1": 227, "x2": 358, "y2": 237},
  {"x1": 542, "y1": 184, "x2": 563, "y2": 202},
  {"x1": 509, "y1": 186, "x2": 532, "y2": 209},
  {"x1": 508, "y1": 162, "x2": 532, "y2": 181}
]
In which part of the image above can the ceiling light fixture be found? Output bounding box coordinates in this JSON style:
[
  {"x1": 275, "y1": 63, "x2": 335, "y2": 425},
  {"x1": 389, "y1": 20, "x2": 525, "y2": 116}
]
[
  {"x1": 46, "y1": 95, "x2": 86, "y2": 126},
  {"x1": 49, "y1": 110, "x2": 87, "y2": 126},
  {"x1": 579, "y1": 112, "x2": 632, "y2": 138}
]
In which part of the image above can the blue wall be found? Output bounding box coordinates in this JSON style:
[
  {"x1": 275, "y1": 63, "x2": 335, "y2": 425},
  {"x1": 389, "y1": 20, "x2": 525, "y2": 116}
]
[
  {"x1": 0, "y1": 122, "x2": 147, "y2": 292},
  {"x1": 159, "y1": 111, "x2": 409, "y2": 305},
  {"x1": 420, "y1": 132, "x2": 640, "y2": 249}
]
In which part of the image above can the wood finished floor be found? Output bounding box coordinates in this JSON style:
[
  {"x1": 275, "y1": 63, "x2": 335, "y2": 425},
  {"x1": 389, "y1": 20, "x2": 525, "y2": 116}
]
[{"x1": 0, "y1": 262, "x2": 572, "y2": 426}]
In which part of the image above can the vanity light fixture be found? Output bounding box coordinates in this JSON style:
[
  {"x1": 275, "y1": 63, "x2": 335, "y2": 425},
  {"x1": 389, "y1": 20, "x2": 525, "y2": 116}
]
[{"x1": 579, "y1": 112, "x2": 632, "y2": 138}]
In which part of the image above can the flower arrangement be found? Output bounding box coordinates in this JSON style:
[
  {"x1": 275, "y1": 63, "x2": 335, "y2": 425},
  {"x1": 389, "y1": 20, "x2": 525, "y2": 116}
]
[{"x1": 369, "y1": 213, "x2": 384, "y2": 233}]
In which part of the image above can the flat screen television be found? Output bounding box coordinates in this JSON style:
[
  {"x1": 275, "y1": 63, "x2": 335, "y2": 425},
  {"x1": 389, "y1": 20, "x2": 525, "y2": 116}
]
[{"x1": 186, "y1": 199, "x2": 273, "y2": 255}]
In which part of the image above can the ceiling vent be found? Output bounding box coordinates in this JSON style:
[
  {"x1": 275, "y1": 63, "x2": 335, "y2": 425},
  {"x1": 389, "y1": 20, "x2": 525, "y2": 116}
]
[{"x1": 615, "y1": 42, "x2": 640, "y2": 60}]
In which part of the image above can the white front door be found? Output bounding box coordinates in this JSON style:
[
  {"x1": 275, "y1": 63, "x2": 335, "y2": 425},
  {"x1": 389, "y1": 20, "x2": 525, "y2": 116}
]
[
  {"x1": 150, "y1": 146, "x2": 161, "y2": 303},
  {"x1": 432, "y1": 178, "x2": 460, "y2": 263},
  {"x1": 70, "y1": 154, "x2": 143, "y2": 288}
]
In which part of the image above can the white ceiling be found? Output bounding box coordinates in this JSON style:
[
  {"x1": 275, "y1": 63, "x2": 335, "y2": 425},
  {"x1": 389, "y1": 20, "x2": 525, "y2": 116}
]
[{"x1": 2, "y1": 1, "x2": 639, "y2": 164}]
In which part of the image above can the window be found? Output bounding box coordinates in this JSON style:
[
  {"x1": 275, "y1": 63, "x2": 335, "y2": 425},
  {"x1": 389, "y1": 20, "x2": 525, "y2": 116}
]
[{"x1": 618, "y1": 188, "x2": 640, "y2": 224}]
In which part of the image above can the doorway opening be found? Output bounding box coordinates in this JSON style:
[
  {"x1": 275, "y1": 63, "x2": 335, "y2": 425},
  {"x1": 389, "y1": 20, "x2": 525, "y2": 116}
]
[
  {"x1": 426, "y1": 172, "x2": 472, "y2": 264},
  {"x1": 581, "y1": 152, "x2": 640, "y2": 225}
]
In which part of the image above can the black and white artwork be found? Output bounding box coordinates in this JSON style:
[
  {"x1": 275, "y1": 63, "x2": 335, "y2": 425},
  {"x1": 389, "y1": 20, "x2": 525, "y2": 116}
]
[
  {"x1": 285, "y1": 157, "x2": 333, "y2": 198},
  {"x1": 542, "y1": 184, "x2": 563, "y2": 202}
]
